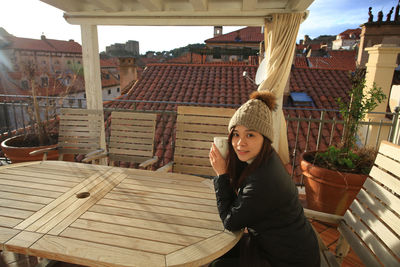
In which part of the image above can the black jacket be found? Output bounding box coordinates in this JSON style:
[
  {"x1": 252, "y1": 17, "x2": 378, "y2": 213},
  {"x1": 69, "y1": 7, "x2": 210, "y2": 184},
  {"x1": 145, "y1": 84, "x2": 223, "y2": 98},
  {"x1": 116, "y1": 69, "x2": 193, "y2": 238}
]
[{"x1": 214, "y1": 151, "x2": 320, "y2": 267}]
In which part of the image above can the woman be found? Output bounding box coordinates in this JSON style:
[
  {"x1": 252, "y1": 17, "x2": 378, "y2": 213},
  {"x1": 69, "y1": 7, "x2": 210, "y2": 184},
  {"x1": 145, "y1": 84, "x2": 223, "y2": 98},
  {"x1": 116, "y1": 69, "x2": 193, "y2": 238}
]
[{"x1": 209, "y1": 91, "x2": 320, "y2": 267}]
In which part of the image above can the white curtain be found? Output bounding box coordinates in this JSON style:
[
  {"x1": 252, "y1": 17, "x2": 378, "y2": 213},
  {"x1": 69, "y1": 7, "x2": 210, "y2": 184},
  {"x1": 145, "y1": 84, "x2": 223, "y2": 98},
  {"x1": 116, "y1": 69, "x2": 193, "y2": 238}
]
[{"x1": 258, "y1": 13, "x2": 304, "y2": 164}]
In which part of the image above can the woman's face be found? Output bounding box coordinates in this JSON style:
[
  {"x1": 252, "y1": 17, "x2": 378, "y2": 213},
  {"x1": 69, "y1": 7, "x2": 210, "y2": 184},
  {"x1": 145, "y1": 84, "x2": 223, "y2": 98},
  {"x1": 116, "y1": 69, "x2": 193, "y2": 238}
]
[{"x1": 231, "y1": 125, "x2": 264, "y2": 162}]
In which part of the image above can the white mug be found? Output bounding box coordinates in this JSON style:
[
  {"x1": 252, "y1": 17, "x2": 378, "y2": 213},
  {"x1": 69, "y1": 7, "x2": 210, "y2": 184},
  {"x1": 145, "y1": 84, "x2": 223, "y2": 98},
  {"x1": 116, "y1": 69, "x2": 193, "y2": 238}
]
[{"x1": 213, "y1": 136, "x2": 229, "y2": 159}]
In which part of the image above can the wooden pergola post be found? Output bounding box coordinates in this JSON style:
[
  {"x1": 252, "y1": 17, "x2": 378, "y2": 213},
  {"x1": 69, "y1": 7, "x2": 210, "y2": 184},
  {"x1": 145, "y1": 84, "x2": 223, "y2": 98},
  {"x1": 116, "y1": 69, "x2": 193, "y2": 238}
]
[{"x1": 80, "y1": 24, "x2": 106, "y2": 159}]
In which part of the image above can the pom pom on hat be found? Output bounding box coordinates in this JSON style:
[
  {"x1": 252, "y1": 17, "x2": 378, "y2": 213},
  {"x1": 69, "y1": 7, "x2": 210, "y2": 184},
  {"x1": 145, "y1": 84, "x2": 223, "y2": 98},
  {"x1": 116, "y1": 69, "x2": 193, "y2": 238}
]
[
  {"x1": 249, "y1": 91, "x2": 277, "y2": 111},
  {"x1": 228, "y1": 91, "x2": 276, "y2": 142}
]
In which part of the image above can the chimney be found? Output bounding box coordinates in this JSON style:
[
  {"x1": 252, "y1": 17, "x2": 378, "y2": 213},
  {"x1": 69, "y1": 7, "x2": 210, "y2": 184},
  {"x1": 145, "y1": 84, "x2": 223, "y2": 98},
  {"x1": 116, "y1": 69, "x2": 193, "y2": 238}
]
[
  {"x1": 41, "y1": 33, "x2": 46, "y2": 40},
  {"x1": 214, "y1": 26, "x2": 223, "y2": 37},
  {"x1": 118, "y1": 57, "x2": 137, "y2": 91}
]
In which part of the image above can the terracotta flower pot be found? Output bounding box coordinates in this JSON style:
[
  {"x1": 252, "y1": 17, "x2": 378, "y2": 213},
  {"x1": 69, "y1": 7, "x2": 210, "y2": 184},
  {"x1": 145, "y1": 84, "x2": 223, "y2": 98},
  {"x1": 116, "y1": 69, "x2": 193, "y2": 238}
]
[
  {"x1": 1, "y1": 134, "x2": 73, "y2": 163},
  {"x1": 300, "y1": 151, "x2": 367, "y2": 216}
]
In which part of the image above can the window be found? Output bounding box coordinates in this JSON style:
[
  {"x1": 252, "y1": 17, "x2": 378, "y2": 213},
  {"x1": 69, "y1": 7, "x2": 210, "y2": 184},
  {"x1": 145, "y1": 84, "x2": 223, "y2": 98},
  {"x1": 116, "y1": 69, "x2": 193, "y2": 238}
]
[
  {"x1": 108, "y1": 89, "x2": 111, "y2": 95},
  {"x1": 117, "y1": 87, "x2": 120, "y2": 93},
  {"x1": 84, "y1": 93, "x2": 86, "y2": 98},
  {"x1": 21, "y1": 80, "x2": 29, "y2": 90},
  {"x1": 41, "y1": 77, "x2": 48, "y2": 87},
  {"x1": 77, "y1": 61, "x2": 81, "y2": 64},
  {"x1": 67, "y1": 60, "x2": 71, "y2": 64},
  {"x1": 289, "y1": 92, "x2": 314, "y2": 107}
]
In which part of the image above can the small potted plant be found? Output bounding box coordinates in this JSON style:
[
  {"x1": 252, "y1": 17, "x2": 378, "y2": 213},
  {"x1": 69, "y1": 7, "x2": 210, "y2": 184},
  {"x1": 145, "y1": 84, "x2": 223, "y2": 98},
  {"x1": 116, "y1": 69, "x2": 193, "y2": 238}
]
[
  {"x1": 1, "y1": 61, "x2": 82, "y2": 162},
  {"x1": 300, "y1": 68, "x2": 386, "y2": 215}
]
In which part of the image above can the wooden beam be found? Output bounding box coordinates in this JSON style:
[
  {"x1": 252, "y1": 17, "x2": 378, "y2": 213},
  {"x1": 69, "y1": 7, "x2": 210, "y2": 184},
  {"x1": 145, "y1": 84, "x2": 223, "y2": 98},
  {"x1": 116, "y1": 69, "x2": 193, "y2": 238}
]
[
  {"x1": 287, "y1": 0, "x2": 314, "y2": 11},
  {"x1": 40, "y1": 0, "x2": 83, "y2": 12},
  {"x1": 137, "y1": 0, "x2": 163, "y2": 11},
  {"x1": 242, "y1": 0, "x2": 257, "y2": 11},
  {"x1": 91, "y1": 0, "x2": 122, "y2": 12},
  {"x1": 80, "y1": 25, "x2": 106, "y2": 159},
  {"x1": 65, "y1": 14, "x2": 273, "y2": 26},
  {"x1": 189, "y1": 0, "x2": 208, "y2": 11}
]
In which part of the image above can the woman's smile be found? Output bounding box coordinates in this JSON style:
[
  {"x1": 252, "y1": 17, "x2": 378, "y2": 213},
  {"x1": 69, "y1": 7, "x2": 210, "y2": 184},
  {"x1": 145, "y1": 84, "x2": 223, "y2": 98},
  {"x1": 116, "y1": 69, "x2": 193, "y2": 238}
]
[{"x1": 232, "y1": 125, "x2": 264, "y2": 162}]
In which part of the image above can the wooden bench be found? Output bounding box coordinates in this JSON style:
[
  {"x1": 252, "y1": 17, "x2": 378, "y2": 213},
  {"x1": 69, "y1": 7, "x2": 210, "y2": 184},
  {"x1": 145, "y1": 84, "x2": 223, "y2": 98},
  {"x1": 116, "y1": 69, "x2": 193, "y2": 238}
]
[
  {"x1": 157, "y1": 106, "x2": 236, "y2": 176},
  {"x1": 305, "y1": 140, "x2": 400, "y2": 266},
  {"x1": 83, "y1": 111, "x2": 158, "y2": 168}
]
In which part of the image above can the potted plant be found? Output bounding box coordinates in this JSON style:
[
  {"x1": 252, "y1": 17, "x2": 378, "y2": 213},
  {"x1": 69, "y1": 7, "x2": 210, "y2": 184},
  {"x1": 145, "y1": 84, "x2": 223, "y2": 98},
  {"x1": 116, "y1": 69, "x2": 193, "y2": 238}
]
[
  {"x1": 1, "y1": 61, "x2": 81, "y2": 163},
  {"x1": 300, "y1": 68, "x2": 386, "y2": 215}
]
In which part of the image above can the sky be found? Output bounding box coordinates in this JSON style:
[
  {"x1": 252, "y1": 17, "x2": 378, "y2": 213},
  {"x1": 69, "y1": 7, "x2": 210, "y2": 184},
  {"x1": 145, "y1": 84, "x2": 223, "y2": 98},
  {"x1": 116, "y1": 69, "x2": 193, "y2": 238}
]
[{"x1": 0, "y1": 0, "x2": 396, "y2": 54}]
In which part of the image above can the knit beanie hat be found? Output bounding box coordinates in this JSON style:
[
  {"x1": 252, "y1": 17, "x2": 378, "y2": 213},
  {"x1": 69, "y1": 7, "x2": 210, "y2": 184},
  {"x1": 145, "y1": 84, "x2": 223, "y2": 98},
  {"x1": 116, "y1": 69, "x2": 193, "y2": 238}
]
[{"x1": 228, "y1": 91, "x2": 277, "y2": 142}]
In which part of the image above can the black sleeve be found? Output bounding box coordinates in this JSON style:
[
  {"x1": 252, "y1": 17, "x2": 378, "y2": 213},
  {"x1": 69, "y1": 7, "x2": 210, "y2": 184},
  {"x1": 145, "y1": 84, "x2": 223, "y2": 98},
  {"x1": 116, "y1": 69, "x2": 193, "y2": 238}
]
[{"x1": 214, "y1": 174, "x2": 268, "y2": 232}]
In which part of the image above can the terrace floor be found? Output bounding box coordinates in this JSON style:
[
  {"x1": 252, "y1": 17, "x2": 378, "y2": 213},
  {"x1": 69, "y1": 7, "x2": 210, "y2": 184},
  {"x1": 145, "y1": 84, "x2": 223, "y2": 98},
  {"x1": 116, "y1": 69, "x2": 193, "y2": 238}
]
[{"x1": 298, "y1": 195, "x2": 365, "y2": 267}]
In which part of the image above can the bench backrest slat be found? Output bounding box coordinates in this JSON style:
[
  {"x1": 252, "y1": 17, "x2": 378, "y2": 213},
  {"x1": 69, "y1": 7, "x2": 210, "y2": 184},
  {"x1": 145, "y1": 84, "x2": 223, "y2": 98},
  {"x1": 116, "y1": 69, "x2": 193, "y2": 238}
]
[{"x1": 340, "y1": 140, "x2": 400, "y2": 266}]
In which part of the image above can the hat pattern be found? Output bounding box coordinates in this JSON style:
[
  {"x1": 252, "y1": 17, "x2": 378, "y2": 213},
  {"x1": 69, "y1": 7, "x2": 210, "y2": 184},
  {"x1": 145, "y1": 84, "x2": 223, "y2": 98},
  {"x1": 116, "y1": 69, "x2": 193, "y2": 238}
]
[{"x1": 228, "y1": 91, "x2": 276, "y2": 142}]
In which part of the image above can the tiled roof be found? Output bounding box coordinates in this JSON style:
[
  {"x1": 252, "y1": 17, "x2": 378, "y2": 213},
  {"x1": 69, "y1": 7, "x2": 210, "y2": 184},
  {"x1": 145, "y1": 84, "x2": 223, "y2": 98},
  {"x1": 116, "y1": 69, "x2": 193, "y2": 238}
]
[
  {"x1": 338, "y1": 28, "x2": 361, "y2": 39},
  {"x1": 104, "y1": 64, "x2": 352, "y2": 183},
  {"x1": 105, "y1": 63, "x2": 258, "y2": 168},
  {"x1": 306, "y1": 57, "x2": 356, "y2": 71},
  {"x1": 101, "y1": 70, "x2": 119, "y2": 88},
  {"x1": 294, "y1": 50, "x2": 356, "y2": 71},
  {"x1": 0, "y1": 69, "x2": 118, "y2": 96},
  {"x1": 124, "y1": 63, "x2": 257, "y2": 105},
  {"x1": 205, "y1": 27, "x2": 263, "y2": 44},
  {"x1": 294, "y1": 57, "x2": 308, "y2": 68},
  {"x1": 3, "y1": 35, "x2": 82, "y2": 53},
  {"x1": 165, "y1": 52, "x2": 206, "y2": 64},
  {"x1": 329, "y1": 50, "x2": 357, "y2": 58},
  {"x1": 287, "y1": 68, "x2": 352, "y2": 180},
  {"x1": 296, "y1": 44, "x2": 322, "y2": 51},
  {"x1": 100, "y1": 58, "x2": 119, "y2": 68},
  {"x1": 290, "y1": 68, "x2": 351, "y2": 109}
]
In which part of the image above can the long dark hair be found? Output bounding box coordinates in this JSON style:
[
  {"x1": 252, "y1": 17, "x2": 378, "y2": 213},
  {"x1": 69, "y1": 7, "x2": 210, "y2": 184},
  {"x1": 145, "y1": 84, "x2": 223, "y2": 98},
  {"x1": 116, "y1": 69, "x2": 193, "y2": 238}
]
[{"x1": 226, "y1": 128, "x2": 273, "y2": 191}]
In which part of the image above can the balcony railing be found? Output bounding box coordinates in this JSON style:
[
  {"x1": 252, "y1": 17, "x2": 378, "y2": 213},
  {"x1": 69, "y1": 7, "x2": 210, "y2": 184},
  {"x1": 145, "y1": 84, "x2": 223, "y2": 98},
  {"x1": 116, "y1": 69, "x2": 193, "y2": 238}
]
[{"x1": 1, "y1": 94, "x2": 399, "y2": 185}]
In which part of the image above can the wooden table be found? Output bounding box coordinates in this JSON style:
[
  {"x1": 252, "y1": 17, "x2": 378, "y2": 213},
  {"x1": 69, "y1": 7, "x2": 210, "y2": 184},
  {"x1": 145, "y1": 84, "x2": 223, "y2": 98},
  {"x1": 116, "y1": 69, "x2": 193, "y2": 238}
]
[{"x1": 0, "y1": 161, "x2": 242, "y2": 266}]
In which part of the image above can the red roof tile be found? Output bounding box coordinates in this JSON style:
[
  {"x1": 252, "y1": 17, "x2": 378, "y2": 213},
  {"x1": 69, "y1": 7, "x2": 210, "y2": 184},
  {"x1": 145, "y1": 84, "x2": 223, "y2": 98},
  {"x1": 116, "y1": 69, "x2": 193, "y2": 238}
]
[
  {"x1": 294, "y1": 57, "x2": 308, "y2": 68},
  {"x1": 338, "y1": 28, "x2": 361, "y2": 39},
  {"x1": 329, "y1": 50, "x2": 357, "y2": 58},
  {"x1": 101, "y1": 70, "x2": 119, "y2": 88},
  {"x1": 205, "y1": 27, "x2": 263, "y2": 44},
  {"x1": 294, "y1": 50, "x2": 356, "y2": 71},
  {"x1": 100, "y1": 58, "x2": 119, "y2": 68},
  {"x1": 166, "y1": 52, "x2": 206, "y2": 64},
  {"x1": 0, "y1": 69, "x2": 118, "y2": 97},
  {"x1": 307, "y1": 57, "x2": 355, "y2": 71},
  {"x1": 296, "y1": 44, "x2": 322, "y2": 51},
  {"x1": 4, "y1": 35, "x2": 82, "y2": 53},
  {"x1": 104, "y1": 64, "x2": 352, "y2": 181}
]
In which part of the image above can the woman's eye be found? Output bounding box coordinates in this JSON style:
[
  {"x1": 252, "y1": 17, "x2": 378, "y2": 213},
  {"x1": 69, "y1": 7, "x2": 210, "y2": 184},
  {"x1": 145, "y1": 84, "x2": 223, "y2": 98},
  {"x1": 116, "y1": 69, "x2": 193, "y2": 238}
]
[
  {"x1": 233, "y1": 133, "x2": 239, "y2": 137},
  {"x1": 247, "y1": 133, "x2": 254, "y2": 138}
]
